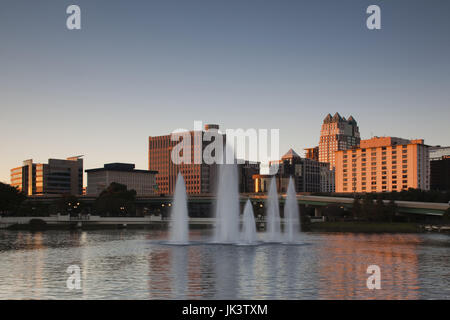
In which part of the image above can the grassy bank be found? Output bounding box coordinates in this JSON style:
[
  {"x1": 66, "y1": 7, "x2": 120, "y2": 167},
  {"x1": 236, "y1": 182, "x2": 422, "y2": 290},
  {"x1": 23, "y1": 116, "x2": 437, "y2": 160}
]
[{"x1": 306, "y1": 221, "x2": 422, "y2": 233}]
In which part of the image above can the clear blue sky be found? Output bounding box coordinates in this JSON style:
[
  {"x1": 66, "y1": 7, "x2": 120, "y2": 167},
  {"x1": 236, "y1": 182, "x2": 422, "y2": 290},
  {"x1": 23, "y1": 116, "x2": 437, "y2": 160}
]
[{"x1": 1, "y1": 0, "x2": 449, "y2": 184}]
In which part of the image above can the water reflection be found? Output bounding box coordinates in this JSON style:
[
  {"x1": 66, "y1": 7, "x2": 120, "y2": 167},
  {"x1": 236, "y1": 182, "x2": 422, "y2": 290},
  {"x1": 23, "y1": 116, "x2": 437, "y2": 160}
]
[
  {"x1": 316, "y1": 234, "x2": 421, "y2": 299},
  {"x1": 148, "y1": 248, "x2": 171, "y2": 299},
  {"x1": 0, "y1": 230, "x2": 448, "y2": 299}
]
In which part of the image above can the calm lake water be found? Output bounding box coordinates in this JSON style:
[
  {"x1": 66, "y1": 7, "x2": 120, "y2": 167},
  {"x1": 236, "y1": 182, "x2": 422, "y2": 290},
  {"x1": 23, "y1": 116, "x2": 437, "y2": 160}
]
[{"x1": 0, "y1": 230, "x2": 449, "y2": 299}]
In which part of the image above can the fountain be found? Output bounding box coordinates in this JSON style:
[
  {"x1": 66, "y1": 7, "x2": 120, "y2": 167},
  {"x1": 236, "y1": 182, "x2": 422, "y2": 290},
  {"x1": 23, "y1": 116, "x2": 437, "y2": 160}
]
[
  {"x1": 284, "y1": 177, "x2": 300, "y2": 243},
  {"x1": 214, "y1": 161, "x2": 240, "y2": 243},
  {"x1": 214, "y1": 144, "x2": 240, "y2": 243},
  {"x1": 241, "y1": 199, "x2": 258, "y2": 244},
  {"x1": 167, "y1": 151, "x2": 300, "y2": 246},
  {"x1": 169, "y1": 173, "x2": 189, "y2": 244},
  {"x1": 266, "y1": 177, "x2": 282, "y2": 242}
]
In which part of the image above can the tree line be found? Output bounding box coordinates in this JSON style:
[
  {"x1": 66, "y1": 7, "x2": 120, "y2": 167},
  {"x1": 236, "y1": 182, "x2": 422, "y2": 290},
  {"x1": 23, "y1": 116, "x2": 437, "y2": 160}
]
[{"x1": 0, "y1": 182, "x2": 137, "y2": 217}]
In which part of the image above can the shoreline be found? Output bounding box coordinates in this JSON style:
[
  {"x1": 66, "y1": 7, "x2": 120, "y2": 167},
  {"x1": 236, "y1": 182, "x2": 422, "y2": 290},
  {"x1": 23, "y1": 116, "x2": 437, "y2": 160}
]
[
  {"x1": 1, "y1": 215, "x2": 449, "y2": 233},
  {"x1": 304, "y1": 221, "x2": 450, "y2": 233},
  {"x1": 2, "y1": 221, "x2": 449, "y2": 234}
]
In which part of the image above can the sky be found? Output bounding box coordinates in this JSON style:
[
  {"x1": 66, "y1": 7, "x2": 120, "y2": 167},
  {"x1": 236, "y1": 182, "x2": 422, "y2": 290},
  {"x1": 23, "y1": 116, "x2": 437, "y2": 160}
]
[{"x1": 1, "y1": 0, "x2": 449, "y2": 184}]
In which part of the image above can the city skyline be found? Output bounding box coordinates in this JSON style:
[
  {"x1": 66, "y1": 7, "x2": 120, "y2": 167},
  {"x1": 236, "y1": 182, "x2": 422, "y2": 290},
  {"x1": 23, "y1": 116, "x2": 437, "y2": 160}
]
[{"x1": 1, "y1": 0, "x2": 450, "y2": 183}]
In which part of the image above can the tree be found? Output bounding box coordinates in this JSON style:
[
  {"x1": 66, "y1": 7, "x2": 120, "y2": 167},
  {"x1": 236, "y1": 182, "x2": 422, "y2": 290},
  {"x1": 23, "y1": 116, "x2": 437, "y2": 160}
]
[
  {"x1": 95, "y1": 183, "x2": 137, "y2": 216},
  {"x1": 0, "y1": 182, "x2": 26, "y2": 215},
  {"x1": 443, "y1": 208, "x2": 450, "y2": 223},
  {"x1": 323, "y1": 204, "x2": 346, "y2": 221},
  {"x1": 352, "y1": 196, "x2": 362, "y2": 219},
  {"x1": 386, "y1": 199, "x2": 397, "y2": 222},
  {"x1": 57, "y1": 193, "x2": 83, "y2": 215},
  {"x1": 374, "y1": 197, "x2": 386, "y2": 221},
  {"x1": 362, "y1": 194, "x2": 374, "y2": 221}
]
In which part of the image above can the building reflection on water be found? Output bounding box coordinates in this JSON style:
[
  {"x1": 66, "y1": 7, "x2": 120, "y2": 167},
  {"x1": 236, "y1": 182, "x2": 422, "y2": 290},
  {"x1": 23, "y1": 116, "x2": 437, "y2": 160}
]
[
  {"x1": 145, "y1": 233, "x2": 425, "y2": 300},
  {"x1": 0, "y1": 230, "x2": 447, "y2": 299},
  {"x1": 147, "y1": 245, "x2": 216, "y2": 299},
  {"x1": 316, "y1": 233, "x2": 421, "y2": 299}
]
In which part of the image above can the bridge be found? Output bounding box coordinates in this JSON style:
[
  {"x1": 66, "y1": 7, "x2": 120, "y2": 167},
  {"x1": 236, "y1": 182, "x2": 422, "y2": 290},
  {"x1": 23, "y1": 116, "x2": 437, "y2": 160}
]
[
  {"x1": 22, "y1": 194, "x2": 450, "y2": 217},
  {"x1": 132, "y1": 194, "x2": 449, "y2": 217},
  {"x1": 1, "y1": 194, "x2": 447, "y2": 229}
]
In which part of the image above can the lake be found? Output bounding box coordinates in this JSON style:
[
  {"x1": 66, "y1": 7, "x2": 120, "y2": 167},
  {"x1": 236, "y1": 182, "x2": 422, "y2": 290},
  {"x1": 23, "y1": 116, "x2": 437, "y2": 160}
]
[{"x1": 0, "y1": 230, "x2": 449, "y2": 299}]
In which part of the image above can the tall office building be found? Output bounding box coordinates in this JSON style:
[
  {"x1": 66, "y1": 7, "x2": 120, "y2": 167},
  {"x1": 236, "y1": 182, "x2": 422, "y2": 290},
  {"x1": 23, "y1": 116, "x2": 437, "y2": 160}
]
[
  {"x1": 335, "y1": 137, "x2": 430, "y2": 193},
  {"x1": 429, "y1": 146, "x2": 450, "y2": 161},
  {"x1": 238, "y1": 161, "x2": 260, "y2": 194},
  {"x1": 253, "y1": 149, "x2": 321, "y2": 193},
  {"x1": 320, "y1": 162, "x2": 335, "y2": 193},
  {"x1": 318, "y1": 113, "x2": 360, "y2": 169},
  {"x1": 148, "y1": 124, "x2": 223, "y2": 195},
  {"x1": 10, "y1": 156, "x2": 83, "y2": 196},
  {"x1": 304, "y1": 146, "x2": 319, "y2": 161},
  {"x1": 429, "y1": 146, "x2": 450, "y2": 191}
]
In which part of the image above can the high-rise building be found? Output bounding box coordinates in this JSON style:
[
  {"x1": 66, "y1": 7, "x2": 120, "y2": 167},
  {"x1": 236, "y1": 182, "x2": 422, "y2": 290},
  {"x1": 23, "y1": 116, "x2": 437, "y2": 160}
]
[
  {"x1": 304, "y1": 146, "x2": 319, "y2": 161},
  {"x1": 430, "y1": 158, "x2": 450, "y2": 191},
  {"x1": 86, "y1": 163, "x2": 158, "y2": 196},
  {"x1": 320, "y1": 162, "x2": 335, "y2": 193},
  {"x1": 10, "y1": 156, "x2": 83, "y2": 196},
  {"x1": 335, "y1": 137, "x2": 430, "y2": 193},
  {"x1": 253, "y1": 149, "x2": 321, "y2": 193},
  {"x1": 429, "y1": 146, "x2": 450, "y2": 191},
  {"x1": 429, "y1": 146, "x2": 450, "y2": 160},
  {"x1": 318, "y1": 113, "x2": 360, "y2": 169},
  {"x1": 238, "y1": 161, "x2": 260, "y2": 193},
  {"x1": 148, "y1": 125, "x2": 223, "y2": 195}
]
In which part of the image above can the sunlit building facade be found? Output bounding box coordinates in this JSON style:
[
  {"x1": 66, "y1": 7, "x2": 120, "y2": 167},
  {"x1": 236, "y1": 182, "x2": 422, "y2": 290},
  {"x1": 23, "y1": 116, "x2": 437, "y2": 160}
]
[
  {"x1": 10, "y1": 157, "x2": 83, "y2": 196},
  {"x1": 335, "y1": 137, "x2": 430, "y2": 193},
  {"x1": 318, "y1": 113, "x2": 360, "y2": 169},
  {"x1": 148, "y1": 124, "x2": 223, "y2": 195},
  {"x1": 304, "y1": 146, "x2": 319, "y2": 161}
]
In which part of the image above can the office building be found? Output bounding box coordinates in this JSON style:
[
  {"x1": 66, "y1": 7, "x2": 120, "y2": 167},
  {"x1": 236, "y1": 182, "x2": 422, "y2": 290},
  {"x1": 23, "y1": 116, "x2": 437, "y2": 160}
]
[
  {"x1": 319, "y1": 113, "x2": 360, "y2": 169},
  {"x1": 86, "y1": 163, "x2": 158, "y2": 196},
  {"x1": 10, "y1": 156, "x2": 83, "y2": 196},
  {"x1": 148, "y1": 124, "x2": 223, "y2": 195},
  {"x1": 238, "y1": 161, "x2": 260, "y2": 193},
  {"x1": 335, "y1": 137, "x2": 430, "y2": 193},
  {"x1": 320, "y1": 162, "x2": 335, "y2": 193},
  {"x1": 253, "y1": 149, "x2": 321, "y2": 193},
  {"x1": 305, "y1": 146, "x2": 319, "y2": 161},
  {"x1": 429, "y1": 146, "x2": 450, "y2": 161},
  {"x1": 429, "y1": 146, "x2": 450, "y2": 191},
  {"x1": 304, "y1": 146, "x2": 319, "y2": 161}
]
